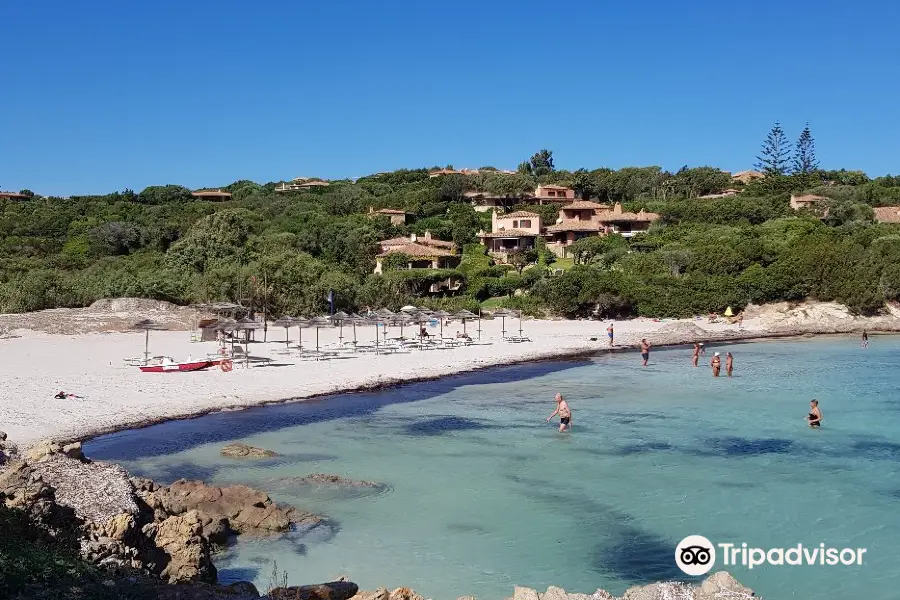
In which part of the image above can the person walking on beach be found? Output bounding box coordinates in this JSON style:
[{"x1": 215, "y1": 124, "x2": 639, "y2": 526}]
[
  {"x1": 711, "y1": 352, "x2": 722, "y2": 377},
  {"x1": 725, "y1": 352, "x2": 734, "y2": 377},
  {"x1": 640, "y1": 339, "x2": 651, "y2": 367},
  {"x1": 607, "y1": 323, "x2": 614, "y2": 347},
  {"x1": 862, "y1": 330, "x2": 869, "y2": 348},
  {"x1": 546, "y1": 393, "x2": 572, "y2": 432},
  {"x1": 692, "y1": 343, "x2": 701, "y2": 367},
  {"x1": 806, "y1": 400, "x2": 822, "y2": 428}
]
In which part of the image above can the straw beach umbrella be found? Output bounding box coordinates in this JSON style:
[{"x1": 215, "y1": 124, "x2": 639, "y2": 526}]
[
  {"x1": 273, "y1": 317, "x2": 296, "y2": 346},
  {"x1": 331, "y1": 310, "x2": 350, "y2": 344},
  {"x1": 307, "y1": 316, "x2": 331, "y2": 354},
  {"x1": 453, "y1": 309, "x2": 478, "y2": 337},
  {"x1": 431, "y1": 310, "x2": 450, "y2": 340},
  {"x1": 132, "y1": 319, "x2": 166, "y2": 364},
  {"x1": 232, "y1": 317, "x2": 264, "y2": 367}
]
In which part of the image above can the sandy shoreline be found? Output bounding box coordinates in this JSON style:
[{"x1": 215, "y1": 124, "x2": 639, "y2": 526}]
[{"x1": 2, "y1": 300, "x2": 898, "y2": 450}]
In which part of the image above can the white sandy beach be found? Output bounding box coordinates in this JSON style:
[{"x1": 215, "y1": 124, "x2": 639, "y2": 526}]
[{"x1": 1, "y1": 299, "x2": 896, "y2": 449}]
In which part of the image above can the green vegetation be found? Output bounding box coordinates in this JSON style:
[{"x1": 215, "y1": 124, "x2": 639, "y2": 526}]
[{"x1": 3, "y1": 138, "x2": 900, "y2": 318}]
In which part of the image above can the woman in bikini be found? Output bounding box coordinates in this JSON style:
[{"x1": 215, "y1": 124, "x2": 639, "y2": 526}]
[
  {"x1": 806, "y1": 400, "x2": 822, "y2": 428},
  {"x1": 711, "y1": 352, "x2": 722, "y2": 377},
  {"x1": 546, "y1": 393, "x2": 572, "y2": 432}
]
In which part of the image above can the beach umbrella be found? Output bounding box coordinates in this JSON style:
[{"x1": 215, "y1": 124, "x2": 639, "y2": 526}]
[
  {"x1": 393, "y1": 312, "x2": 414, "y2": 339},
  {"x1": 330, "y1": 310, "x2": 350, "y2": 343},
  {"x1": 232, "y1": 317, "x2": 264, "y2": 367},
  {"x1": 307, "y1": 316, "x2": 331, "y2": 355},
  {"x1": 400, "y1": 305, "x2": 418, "y2": 313},
  {"x1": 132, "y1": 319, "x2": 166, "y2": 363},
  {"x1": 273, "y1": 317, "x2": 295, "y2": 345},
  {"x1": 491, "y1": 309, "x2": 516, "y2": 339},
  {"x1": 453, "y1": 309, "x2": 478, "y2": 337},
  {"x1": 292, "y1": 317, "x2": 309, "y2": 357},
  {"x1": 517, "y1": 309, "x2": 525, "y2": 337},
  {"x1": 346, "y1": 313, "x2": 365, "y2": 347}
]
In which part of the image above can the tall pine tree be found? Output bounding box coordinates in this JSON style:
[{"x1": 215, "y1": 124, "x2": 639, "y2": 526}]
[
  {"x1": 792, "y1": 124, "x2": 819, "y2": 174},
  {"x1": 754, "y1": 122, "x2": 791, "y2": 176}
]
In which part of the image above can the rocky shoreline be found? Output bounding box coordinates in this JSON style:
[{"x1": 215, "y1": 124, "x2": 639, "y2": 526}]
[{"x1": 0, "y1": 437, "x2": 760, "y2": 599}]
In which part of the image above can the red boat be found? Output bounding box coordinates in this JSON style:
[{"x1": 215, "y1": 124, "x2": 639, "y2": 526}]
[{"x1": 138, "y1": 357, "x2": 214, "y2": 373}]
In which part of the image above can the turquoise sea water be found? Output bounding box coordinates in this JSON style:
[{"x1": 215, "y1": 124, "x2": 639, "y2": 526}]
[{"x1": 85, "y1": 337, "x2": 900, "y2": 599}]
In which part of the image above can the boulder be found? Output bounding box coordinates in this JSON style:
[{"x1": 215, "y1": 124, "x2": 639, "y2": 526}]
[
  {"x1": 139, "y1": 479, "x2": 324, "y2": 535},
  {"x1": 62, "y1": 442, "x2": 84, "y2": 461},
  {"x1": 221, "y1": 442, "x2": 278, "y2": 459},
  {"x1": 542, "y1": 587, "x2": 568, "y2": 600},
  {"x1": 697, "y1": 571, "x2": 756, "y2": 599},
  {"x1": 295, "y1": 474, "x2": 381, "y2": 488},
  {"x1": 352, "y1": 589, "x2": 390, "y2": 600},
  {"x1": 388, "y1": 588, "x2": 426, "y2": 600},
  {"x1": 0, "y1": 430, "x2": 6, "y2": 441},
  {"x1": 104, "y1": 512, "x2": 136, "y2": 541},
  {"x1": 512, "y1": 587, "x2": 540, "y2": 600},
  {"x1": 268, "y1": 581, "x2": 359, "y2": 600},
  {"x1": 621, "y1": 582, "x2": 695, "y2": 600},
  {"x1": 152, "y1": 510, "x2": 217, "y2": 584},
  {"x1": 25, "y1": 439, "x2": 62, "y2": 462},
  {"x1": 457, "y1": 596, "x2": 477, "y2": 600}
]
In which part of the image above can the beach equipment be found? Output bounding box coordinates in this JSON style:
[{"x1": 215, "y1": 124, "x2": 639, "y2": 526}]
[
  {"x1": 273, "y1": 316, "x2": 296, "y2": 346},
  {"x1": 132, "y1": 319, "x2": 166, "y2": 364},
  {"x1": 431, "y1": 310, "x2": 450, "y2": 340},
  {"x1": 232, "y1": 317, "x2": 264, "y2": 367},
  {"x1": 330, "y1": 310, "x2": 350, "y2": 343},
  {"x1": 724, "y1": 306, "x2": 734, "y2": 317},
  {"x1": 491, "y1": 309, "x2": 516, "y2": 339},
  {"x1": 138, "y1": 357, "x2": 215, "y2": 373},
  {"x1": 306, "y1": 316, "x2": 331, "y2": 355},
  {"x1": 453, "y1": 309, "x2": 478, "y2": 337}
]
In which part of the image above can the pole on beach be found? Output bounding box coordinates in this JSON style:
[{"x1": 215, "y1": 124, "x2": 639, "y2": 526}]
[
  {"x1": 144, "y1": 329, "x2": 150, "y2": 363},
  {"x1": 518, "y1": 310, "x2": 524, "y2": 337},
  {"x1": 477, "y1": 309, "x2": 482, "y2": 340}
]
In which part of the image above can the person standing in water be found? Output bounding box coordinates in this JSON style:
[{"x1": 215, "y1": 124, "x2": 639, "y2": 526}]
[
  {"x1": 862, "y1": 330, "x2": 869, "y2": 348},
  {"x1": 546, "y1": 393, "x2": 572, "y2": 432},
  {"x1": 692, "y1": 343, "x2": 701, "y2": 367},
  {"x1": 725, "y1": 352, "x2": 734, "y2": 377},
  {"x1": 806, "y1": 400, "x2": 822, "y2": 428},
  {"x1": 607, "y1": 323, "x2": 614, "y2": 347},
  {"x1": 711, "y1": 352, "x2": 722, "y2": 377},
  {"x1": 640, "y1": 339, "x2": 651, "y2": 366}
]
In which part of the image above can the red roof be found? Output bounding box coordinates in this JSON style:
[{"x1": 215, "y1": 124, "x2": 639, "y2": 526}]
[
  {"x1": 377, "y1": 243, "x2": 456, "y2": 258},
  {"x1": 498, "y1": 211, "x2": 540, "y2": 219},
  {"x1": 478, "y1": 229, "x2": 539, "y2": 238},
  {"x1": 0, "y1": 191, "x2": 30, "y2": 199},
  {"x1": 561, "y1": 200, "x2": 609, "y2": 210},
  {"x1": 192, "y1": 189, "x2": 232, "y2": 198}
]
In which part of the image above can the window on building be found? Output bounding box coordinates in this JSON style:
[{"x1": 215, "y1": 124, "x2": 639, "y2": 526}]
[
  {"x1": 547, "y1": 191, "x2": 556, "y2": 197},
  {"x1": 512, "y1": 220, "x2": 519, "y2": 228},
  {"x1": 520, "y1": 220, "x2": 531, "y2": 228}
]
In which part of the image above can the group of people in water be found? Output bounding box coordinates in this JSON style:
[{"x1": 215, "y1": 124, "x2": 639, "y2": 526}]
[{"x1": 545, "y1": 325, "x2": 842, "y2": 432}]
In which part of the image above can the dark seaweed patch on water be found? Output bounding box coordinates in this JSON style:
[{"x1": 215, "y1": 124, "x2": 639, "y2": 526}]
[
  {"x1": 135, "y1": 461, "x2": 220, "y2": 485},
  {"x1": 851, "y1": 440, "x2": 900, "y2": 461},
  {"x1": 702, "y1": 436, "x2": 795, "y2": 456},
  {"x1": 575, "y1": 442, "x2": 673, "y2": 457},
  {"x1": 504, "y1": 472, "x2": 684, "y2": 583},
  {"x1": 447, "y1": 522, "x2": 490, "y2": 535},
  {"x1": 404, "y1": 416, "x2": 489, "y2": 436}
]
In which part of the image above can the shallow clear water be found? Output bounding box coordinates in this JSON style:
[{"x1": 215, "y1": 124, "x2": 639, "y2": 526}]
[{"x1": 86, "y1": 337, "x2": 900, "y2": 599}]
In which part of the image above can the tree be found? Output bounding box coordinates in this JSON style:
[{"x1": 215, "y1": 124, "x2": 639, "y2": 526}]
[
  {"x1": 792, "y1": 124, "x2": 819, "y2": 175},
  {"x1": 508, "y1": 249, "x2": 539, "y2": 274},
  {"x1": 755, "y1": 122, "x2": 791, "y2": 177},
  {"x1": 523, "y1": 149, "x2": 554, "y2": 177}
]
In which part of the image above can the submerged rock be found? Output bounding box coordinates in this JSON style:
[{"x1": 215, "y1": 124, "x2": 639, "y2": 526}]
[
  {"x1": 221, "y1": 442, "x2": 278, "y2": 459},
  {"x1": 295, "y1": 473, "x2": 382, "y2": 488}
]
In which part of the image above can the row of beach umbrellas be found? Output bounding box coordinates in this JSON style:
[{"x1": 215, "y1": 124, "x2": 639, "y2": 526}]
[{"x1": 133, "y1": 307, "x2": 525, "y2": 363}]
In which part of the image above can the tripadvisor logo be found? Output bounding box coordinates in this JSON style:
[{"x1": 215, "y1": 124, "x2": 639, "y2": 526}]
[{"x1": 675, "y1": 536, "x2": 867, "y2": 576}]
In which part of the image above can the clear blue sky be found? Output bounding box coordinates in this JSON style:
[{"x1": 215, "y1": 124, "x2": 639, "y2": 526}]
[{"x1": 2, "y1": 0, "x2": 898, "y2": 196}]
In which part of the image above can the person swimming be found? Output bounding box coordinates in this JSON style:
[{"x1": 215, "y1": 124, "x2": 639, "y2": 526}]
[
  {"x1": 806, "y1": 399, "x2": 822, "y2": 428},
  {"x1": 711, "y1": 352, "x2": 722, "y2": 377},
  {"x1": 546, "y1": 393, "x2": 572, "y2": 432}
]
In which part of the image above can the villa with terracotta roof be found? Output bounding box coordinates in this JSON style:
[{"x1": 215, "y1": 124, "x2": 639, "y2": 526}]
[
  {"x1": 275, "y1": 179, "x2": 330, "y2": 192},
  {"x1": 367, "y1": 206, "x2": 410, "y2": 226},
  {"x1": 477, "y1": 211, "x2": 542, "y2": 258},
  {"x1": 534, "y1": 184, "x2": 575, "y2": 204},
  {"x1": 545, "y1": 201, "x2": 659, "y2": 256},
  {"x1": 191, "y1": 189, "x2": 232, "y2": 200},
  {"x1": 874, "y1": 206, "x2": 900, "y2": 224},
  {"x1": 0, "y1": 191, "x2": 31, "y2": 200},
  {"x1": 374, "y1": 231, "x2": 459, "y2": 273},
  {"x1": 789, "y1": 193, "x2": 829, "y2": 211}
]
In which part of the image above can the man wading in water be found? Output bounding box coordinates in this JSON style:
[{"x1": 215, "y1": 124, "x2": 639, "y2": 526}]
[
  {"x1": 546, "y1": 393, "x2": 572, "y2": 432},
  {"x1": 641, "y1": 339, "x2": 651, "y2": 367}
]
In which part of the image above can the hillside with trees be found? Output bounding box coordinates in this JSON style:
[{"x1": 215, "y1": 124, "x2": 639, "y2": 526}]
[{"x1": 3, "y1": 125, "x2": 900, "y2": 318}]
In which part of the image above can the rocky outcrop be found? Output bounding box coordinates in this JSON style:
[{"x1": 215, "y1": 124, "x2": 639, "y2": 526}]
[
  {"x1": 269, "y1": 580, "x2": 360, "y2": 600},
  {"x1": 146, "y1": 509, "x2": 217, "y2": 583},
  {"x1": 350, "y1": 573, "x2": 757, "y2": 600},
  {"x1": 294, "y1": 473, "x2": 382, "y2": 488},
  {"x1": 221, "y1": 442, "x2": 279, "y2": 459},
  {"x1": 136, "y1": 478, "x2": 325, "y2": 535},
  {"x1": 0, "y1": 430, "x2": 18, "y2": 465}
]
